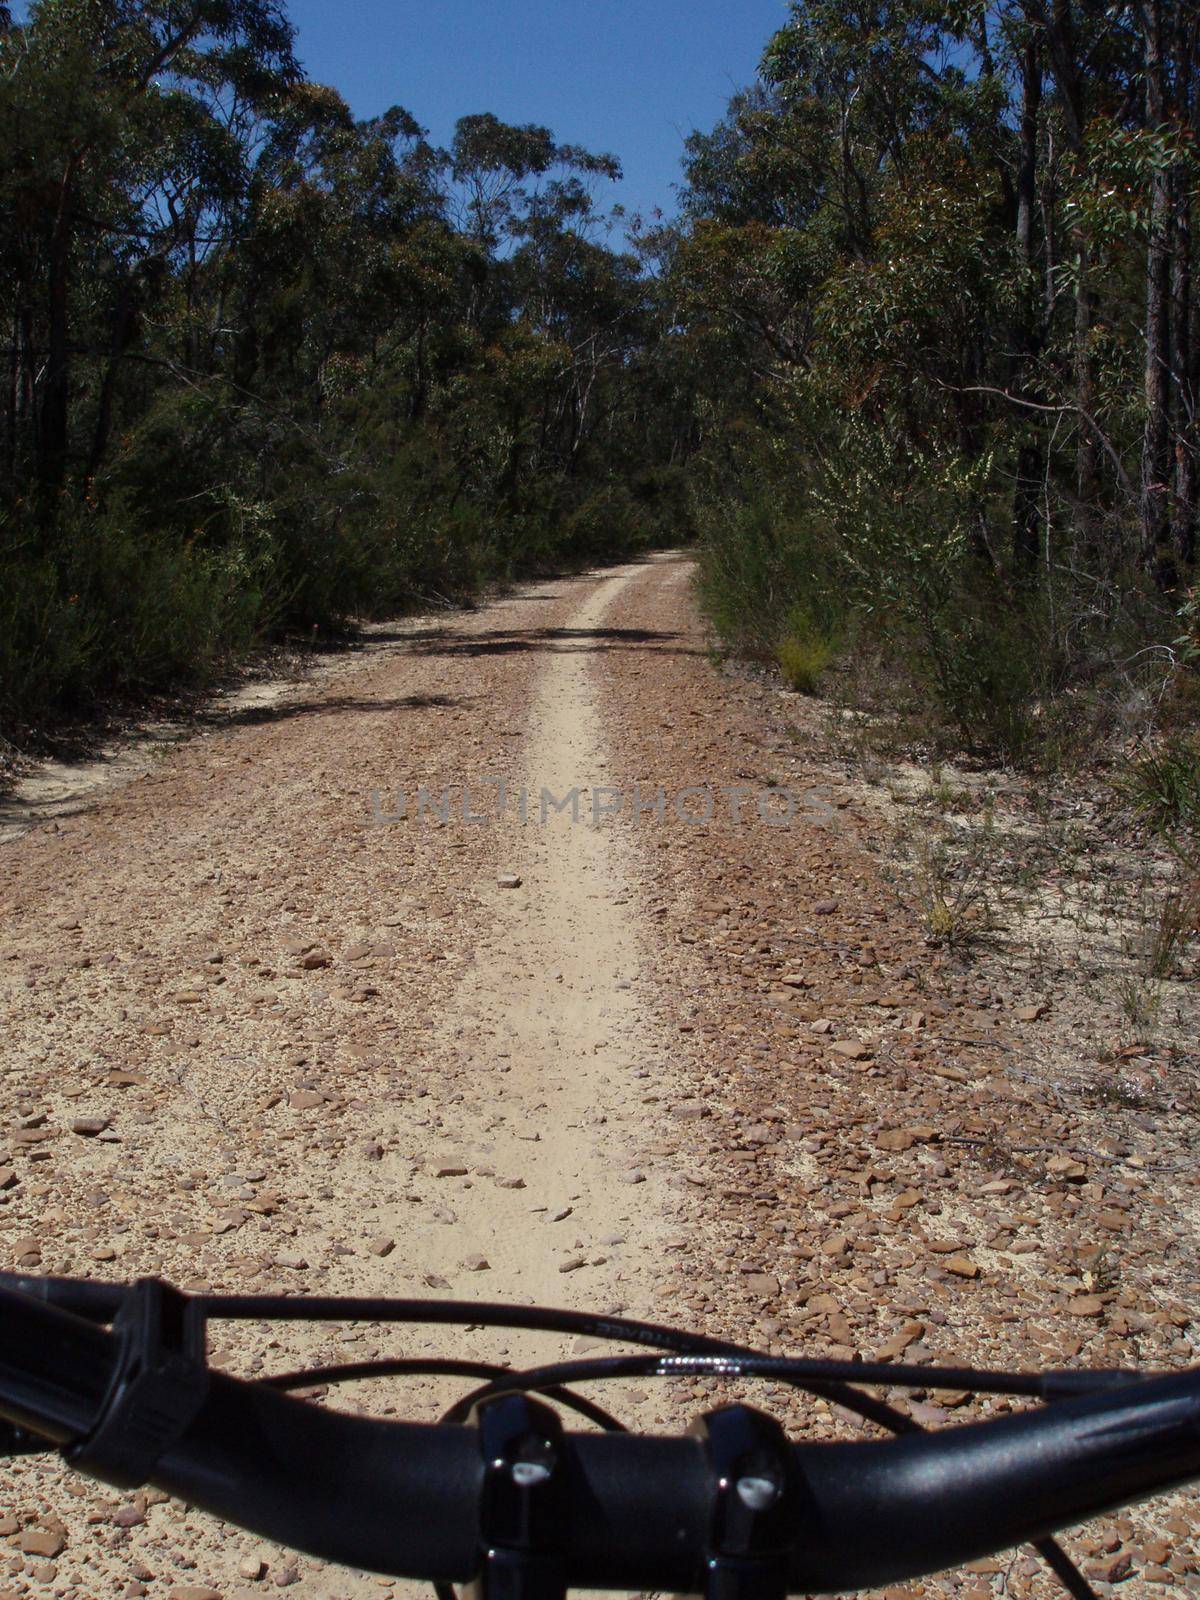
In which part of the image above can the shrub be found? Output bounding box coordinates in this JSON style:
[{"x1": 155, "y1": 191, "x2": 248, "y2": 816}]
[
  {"x1": 692, "y1": 435, "x2": 1158, "y2": 764},
  {"x1": 0, "y1": 498, "x2": 271, "y2": 732},
  {"x1": 776, "y1": 607, "x2": 834, "y2": 693},
  {"x1": 0, "y1": 546, "x2": 101, "y2": 725},
  {"x1": 695, "y1": 494, "x2": 842, "y2": 662},
  {"x1": 1117, "y1": 738, "x2": 1200, "y2": 839},
  {"x1": 560, "y1": 484, "x2": 651, "y2": 565}
]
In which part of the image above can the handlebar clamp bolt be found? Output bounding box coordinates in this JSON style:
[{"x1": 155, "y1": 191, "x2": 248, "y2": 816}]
[
  {"x1": 735, "y1": 1475, "x2": 780, "y2": 1513},
  {"x1": 469, "y1": 1394, "x2": 567, "y2": 1600},
  {"x1": 691, "y1": 1405, "x2": 798, "y2": 1600}
]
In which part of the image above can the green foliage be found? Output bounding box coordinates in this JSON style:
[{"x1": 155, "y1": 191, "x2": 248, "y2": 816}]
[
  {"x1": 0, "y1": 546, "x2": 101, "y2": 726},
  {"x1": 6, "y1": 0, "x2": 1198, "y2": 774},
  {"x1": 0, "y1": 500, "x2": 269, "y2": 726},
  {"x1": 1066, "y1": 118, "x2": 1200, "y2": 253},
  {"x1": 556, "y1": 486, "x2": 640, "y2": 564},
  {"x1": 0, "y1": 2, "x2": 688, "y2": 742},
  {"x1": 696, "y1": 438, "x2": 1078, "y2": 760},
  {"x1": 1117, "y1": 740, "x2": 1200, "y2": 839},
  {"x1": 680, "y1": 0, "x2": 1200, "y2": 766},
  {"x1": 695, "y1": 495, "x2": 842, "y2": 661},
  {"x1": 776, "y1": 609, "x2": 833, "y2": 693}
]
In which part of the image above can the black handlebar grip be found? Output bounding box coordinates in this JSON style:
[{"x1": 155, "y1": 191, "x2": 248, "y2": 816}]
[
  {"x1": 0, "y1": 1271, "x2": 126, "y2": 1322},
  {"x1": 0, "y1": 1285, "x2": 116, "y2": 1443}
]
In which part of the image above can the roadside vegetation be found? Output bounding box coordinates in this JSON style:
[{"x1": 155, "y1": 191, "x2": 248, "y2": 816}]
[
  {"x1": 0, "y1": 0, "x2": 694, "y2": 741},
  {"x1": 682, "y1": 0, "x2": 1200, "y2": 776},
  {"x1": 4, "y1": 0, "x2": 1200, "y2": 799}
]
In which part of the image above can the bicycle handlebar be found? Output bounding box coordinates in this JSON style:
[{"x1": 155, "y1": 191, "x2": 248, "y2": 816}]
[{"x1": 1, "y1": 1274, "x2": 1199, "y2": 1592}]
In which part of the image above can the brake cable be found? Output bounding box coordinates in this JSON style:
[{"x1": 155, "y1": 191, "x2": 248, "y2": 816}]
[
  {"x1": 0, "y1": 1278, "x2": 1106, "y2": 1598},
  {"x1": 212, "y1": 1293, "x2": 1104, "y2": 1600}
]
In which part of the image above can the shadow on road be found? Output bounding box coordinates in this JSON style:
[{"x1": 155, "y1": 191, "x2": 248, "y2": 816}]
[
  {"x1": 206, "y1": 692, "x2": 471, "y2": 729},
  {"x1": 403, "y1": 626, "x2": 704, "y2": 659}
]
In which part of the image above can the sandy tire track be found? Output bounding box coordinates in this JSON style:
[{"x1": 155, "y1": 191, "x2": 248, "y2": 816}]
[{"x1": 409, "y1": 562, "x2": 673, "y2": 1327}]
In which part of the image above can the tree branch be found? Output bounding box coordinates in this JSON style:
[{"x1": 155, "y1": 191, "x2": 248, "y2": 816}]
[{"x1": 936, "y1": 379, "x2": 1136, "y2": 499}]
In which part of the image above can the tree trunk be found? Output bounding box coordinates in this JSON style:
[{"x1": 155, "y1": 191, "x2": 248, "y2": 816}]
[
  {"x1": 1170, "y1": 6, "x2": 1198, "y2": 568},
  {"x1": 5, "y1": 300, "x2": 30, "y2": 488},
  {"x1": 1140, "y1": 0, "x2": 1174, "y2": 584},
  {"x1": 1038, "y1": 0, "x2": 1099, "y2": 548},
  {"x1": 1013, "y1": 439, "x2": 1043, "y2": 576},
  {"x1": 1012, "y1": 25, "x2": 1045, "y2": 579},
  {"x1": 411, "y1": 322, "x2": 428, "y2": 421},
  {"x1": 87, "y1": 273, "x2": 138, "y2": 481},
  {"x1": 38, "y1": 164, "x2": 77, "y2": 492},
  {"x1": 1041, "y1": 128, "x2": 1058, "y2": 326},
  {"x1": 1016, "y1": 31, "x2": 1042, "y2": 261},
  {"x1": 1073, "y1": 246, "x2": 1099, "y2": 545},
  {"x1": 1170, "y1": 162, "x2": 1197, "y2": 567}
]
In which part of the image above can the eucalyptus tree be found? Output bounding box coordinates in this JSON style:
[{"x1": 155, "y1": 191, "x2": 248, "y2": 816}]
[{"x1": 0, "y1": 0, "x2": 298, "y2": 492}]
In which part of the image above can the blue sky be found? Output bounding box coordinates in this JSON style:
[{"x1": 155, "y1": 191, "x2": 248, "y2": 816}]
[
  {"x1": 279, "y1": 0, "x2": 788, "y2": 222},
  {"x1": 14, "y1": 0, "x2": 789, "y2": 218}
]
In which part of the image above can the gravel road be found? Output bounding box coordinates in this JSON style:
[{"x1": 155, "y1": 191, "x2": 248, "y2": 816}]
[{"x1": 1, "y1": 553, "x2": 1198, "y2": 1599}]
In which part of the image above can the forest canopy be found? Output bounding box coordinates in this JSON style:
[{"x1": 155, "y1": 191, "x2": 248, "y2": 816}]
[
  {"x1": 0, "y1": 0, "x2": 691, "y2": 729},
  {"x1": 3, "y1": 0, "x2": 1199, "y2": 766}
]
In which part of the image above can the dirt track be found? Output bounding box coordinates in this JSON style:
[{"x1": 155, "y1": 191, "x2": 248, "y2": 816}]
[{"x1": 2, "y1": 553, "x2": 1200, "y2": 1598}]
